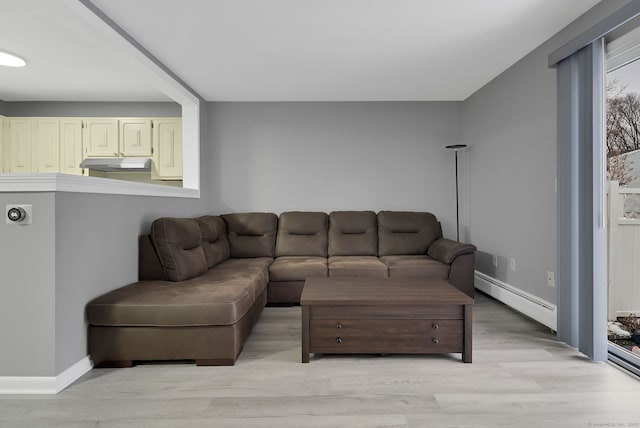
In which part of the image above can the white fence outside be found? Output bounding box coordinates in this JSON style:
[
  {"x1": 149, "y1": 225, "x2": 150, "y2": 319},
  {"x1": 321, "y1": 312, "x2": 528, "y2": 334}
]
[{"x1": 608, "y1": 180, "x2": 640, "y2": 320}]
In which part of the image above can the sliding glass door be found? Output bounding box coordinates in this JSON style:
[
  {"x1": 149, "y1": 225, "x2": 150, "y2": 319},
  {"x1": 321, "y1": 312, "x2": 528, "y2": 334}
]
[
  {"x1": 605, "y1": 49, "x2": 640, "y2": 374},
  {"x1": 551, "y1": 0, "x2": 640, "y2": 374}
]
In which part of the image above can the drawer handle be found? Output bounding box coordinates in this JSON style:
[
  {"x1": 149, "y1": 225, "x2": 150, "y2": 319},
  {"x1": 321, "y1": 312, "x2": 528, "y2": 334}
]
[
  {"x1": 432, "y1": 338, "x2": 439, "y2": 344},
  {"x1": 432, "y1": 323, "x2": 439, "y2": 330},
  {"x1": 336, "y1": 323, "x2": 343, "y2": 329},
  {"x1": 336, "y1": 337, "x2": 343, "y2": 344}
]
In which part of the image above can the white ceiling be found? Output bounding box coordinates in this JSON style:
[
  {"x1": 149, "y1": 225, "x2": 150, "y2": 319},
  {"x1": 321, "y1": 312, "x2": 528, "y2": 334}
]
[
  {"x1": 0, "y1": 0, "x2": 171, "y2": 102},
  {"x1": 0, "y1": 0, "x2": 601, "y2": 102}
]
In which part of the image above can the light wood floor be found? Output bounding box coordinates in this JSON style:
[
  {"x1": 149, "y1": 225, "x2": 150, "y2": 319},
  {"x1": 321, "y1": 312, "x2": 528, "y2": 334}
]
[{"x1": 1, "y1": 292, "x2": 639, "y2": 428}]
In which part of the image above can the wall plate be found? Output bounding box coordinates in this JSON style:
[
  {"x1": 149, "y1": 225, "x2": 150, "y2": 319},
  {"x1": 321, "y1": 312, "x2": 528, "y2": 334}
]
[{"x1": 547, "y1": 271, "x2": 556, "y2": 288}]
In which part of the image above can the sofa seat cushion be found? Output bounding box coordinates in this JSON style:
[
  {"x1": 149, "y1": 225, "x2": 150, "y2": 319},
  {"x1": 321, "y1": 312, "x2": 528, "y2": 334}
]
[
  {"x1": 328, "y1": 256, "x2": 388, "y2": 278},
  {"x1": 269, "y1": 256, "x2": 328, "y2": 281},
  {"x1": 206, "y1": 266, "x2": 270, "y2": 302},
  {"x1": 86, "y1": 269, "x2": 267, "y2": 328},
  {"x1": 214, "y1": 257, "x2": 273, "y2": 272},
  {"x1": 380, "y1": 255, "x2": 450, "y2": 279}
]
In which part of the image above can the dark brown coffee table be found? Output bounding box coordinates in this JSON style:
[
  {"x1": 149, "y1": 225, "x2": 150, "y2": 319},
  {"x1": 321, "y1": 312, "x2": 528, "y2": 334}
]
[{"x1": 300, "y1": 277, "x2": 473, "y2": 363}]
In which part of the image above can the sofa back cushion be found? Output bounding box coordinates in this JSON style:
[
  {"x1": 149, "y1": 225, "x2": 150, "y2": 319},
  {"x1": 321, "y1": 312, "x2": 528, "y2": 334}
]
[
  {"x1": 377, "y1": 211, "x2": 443, "y2": 256},
  {"x1": 196, "y1": 215, "x2": 231, "y2": 268},
  {"x1": 328, "y1": 211, "x2": 378, "y2": 256},
  {"x1": 138, "y1": 235, "x2": 168, "y2": 281},
  {"x1": 150, "y1": 217, "x2": 208, "y2": 281},
  {"x1": 275, "y1": 211, "x2": 329, "y2": 257},
  {"x1": 223, "y1": 212, "x2": 278, "y2": 258}
]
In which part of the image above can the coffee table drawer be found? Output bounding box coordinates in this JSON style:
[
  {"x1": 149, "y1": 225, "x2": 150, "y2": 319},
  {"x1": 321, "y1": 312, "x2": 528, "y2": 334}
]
[{"x1": 309, "y1": 319, "x2": 463, "y2": 352}]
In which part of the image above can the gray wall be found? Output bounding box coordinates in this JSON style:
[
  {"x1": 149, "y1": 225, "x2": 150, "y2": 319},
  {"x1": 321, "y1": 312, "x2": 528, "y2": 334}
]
[
  {"x1": 4, "y1": 101, "x2": 180, "y2": 117},
  {"x1": 0, "y1": 103, "x2": 210, "y2": 377},
  {"x1": 462, "y1": 0, "x2": 629, "y2": 304},
  {"x1": 53, "y1": 192, "x2": 210, "y2": 374},
  {"x1": 0, "y1": 193, "x2": 56, "y2": 376},
  {"x1": 0, "y1": 99, "x2": 6, "y2": 115},
  {"x1": 207, "y1": 102, "x2": 463, "y2": 239},
  {"x1": 462, "y1": 43, "x2": 558, "y2": 303}
]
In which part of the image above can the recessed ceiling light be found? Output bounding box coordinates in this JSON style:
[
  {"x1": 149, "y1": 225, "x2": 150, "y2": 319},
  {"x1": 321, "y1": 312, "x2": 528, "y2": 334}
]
[{"x1": 0, "y1": 50, "x2": 27, "y2": 67}]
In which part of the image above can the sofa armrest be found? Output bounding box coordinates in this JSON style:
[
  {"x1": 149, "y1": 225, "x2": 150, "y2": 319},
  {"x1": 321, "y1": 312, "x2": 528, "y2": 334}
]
[{"x1": 427, "y1": 239, "x2": 476, "y2": 264}]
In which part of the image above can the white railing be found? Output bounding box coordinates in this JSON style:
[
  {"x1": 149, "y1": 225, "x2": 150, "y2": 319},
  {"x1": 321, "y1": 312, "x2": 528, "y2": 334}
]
[{"x1": 608, "y1": 181, "x2": 640, "y2": 320}]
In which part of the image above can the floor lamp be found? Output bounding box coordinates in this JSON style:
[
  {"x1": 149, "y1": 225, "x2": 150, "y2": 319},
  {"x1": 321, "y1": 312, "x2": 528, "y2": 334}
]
[{"x1": 445, "y1": 144, "x2": 467, "y2": 242}]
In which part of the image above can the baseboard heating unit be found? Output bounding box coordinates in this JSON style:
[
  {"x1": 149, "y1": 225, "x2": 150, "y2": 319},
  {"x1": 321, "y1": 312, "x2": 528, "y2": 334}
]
[{"x1": 474, "y1": 271, "x2": 557, "y2": 331}]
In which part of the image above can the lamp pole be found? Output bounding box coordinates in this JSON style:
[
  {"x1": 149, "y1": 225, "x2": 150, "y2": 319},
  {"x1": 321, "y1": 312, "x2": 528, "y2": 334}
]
[{"x1": 445, "y1": 144, "x2": 467, "y2": 242}]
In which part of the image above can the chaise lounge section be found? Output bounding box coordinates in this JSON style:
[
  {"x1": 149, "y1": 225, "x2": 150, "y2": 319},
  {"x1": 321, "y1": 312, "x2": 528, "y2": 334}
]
[{"x1": 87, "y1": 215, "x2": 271, "y2": 367}]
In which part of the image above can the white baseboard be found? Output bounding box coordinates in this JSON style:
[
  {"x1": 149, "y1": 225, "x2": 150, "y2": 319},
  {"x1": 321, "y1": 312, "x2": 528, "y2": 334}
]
[
  {"x1": 0, "y1": 356, "x2": 92, "y2": 394},
  {"x1": 475, "y1": 271, "x2": 557, "y2": 331}
]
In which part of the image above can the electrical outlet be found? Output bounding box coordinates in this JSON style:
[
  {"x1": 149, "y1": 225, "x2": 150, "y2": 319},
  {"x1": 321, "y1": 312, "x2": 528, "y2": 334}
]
[
  {"x1": 509, "y1": 257, "x2": 516, "y2": 271},
  {"x1": 492, "y1": 255, "x2": 498, "y2": 267},
  {"x1": 547, "y1": 271, "x2": 555, "y2": 288}
]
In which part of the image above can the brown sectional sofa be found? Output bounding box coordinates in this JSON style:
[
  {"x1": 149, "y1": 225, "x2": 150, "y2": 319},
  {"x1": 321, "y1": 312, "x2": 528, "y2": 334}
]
[{"x1": 86, "y1": 211, "x2": 476, "y2": 367}]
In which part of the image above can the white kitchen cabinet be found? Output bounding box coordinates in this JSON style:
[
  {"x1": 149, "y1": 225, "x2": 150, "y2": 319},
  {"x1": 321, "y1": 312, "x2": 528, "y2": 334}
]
[
  {"x1": 84, "y1": 118, "x2": 153, "y2": 158},
  {"x1": 33, "y1": 119, "x2": 60, "y2": 173},
  {"x1": 120, "y1": 119, "x2": 152, "y2": 157},
  {"x1": 152, "y1": 119, "x2": 182, "y2": 180},
  {"x1": 83, "y1": 119, "x2": 118, "y2": 157},
  {"x1": 60, "y1": 119, "x2": 85, "y2": 175},
  {"x1": 7, "y1": 118, "x2": 32, "y2": 173},
  {"x1": 1, "y1": 116, "x2": 181, "y2": 180}
]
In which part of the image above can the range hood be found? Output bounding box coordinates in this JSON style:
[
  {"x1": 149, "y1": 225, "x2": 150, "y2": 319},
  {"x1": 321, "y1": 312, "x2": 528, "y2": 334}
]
[{"x1": 79, "y1": 157, "x2": 152, "y2": 172}]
